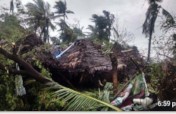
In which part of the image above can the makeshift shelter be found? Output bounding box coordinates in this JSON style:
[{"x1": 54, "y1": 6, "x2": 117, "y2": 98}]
[{"x1": 54, "y1": 39, "x2": 113, "y2": 88}]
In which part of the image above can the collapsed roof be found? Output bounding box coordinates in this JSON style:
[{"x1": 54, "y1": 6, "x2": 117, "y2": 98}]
[{"x1": 16, "y1": 34, "x2": 144, "y2": 88}]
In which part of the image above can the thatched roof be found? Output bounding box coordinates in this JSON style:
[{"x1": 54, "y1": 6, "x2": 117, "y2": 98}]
[
  {"x1": 16, "y1": 34, "x2": 144, "y2": 88},
  {"x1": 112, "y1": 43, "x2": 145, "y2": 77},
  {"x1": 57, "y1": 39, "x2": 112, "y2": 74}
]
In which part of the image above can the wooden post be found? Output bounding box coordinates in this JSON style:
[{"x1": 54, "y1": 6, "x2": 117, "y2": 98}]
[{"x1": 110, "y1": 53, "x2": 118, "y2": 94}]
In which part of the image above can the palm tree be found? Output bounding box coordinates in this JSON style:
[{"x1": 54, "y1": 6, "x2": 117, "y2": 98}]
[
  {"x1": 90, "y1": 10, "x2": 114, "y2": 41},
  {"x1": 26, "y1": 0, "x2": 55, "y2": 43},
  {"x1": 54, "y1": 0, "x2": 74, "y2": 43},
  {"x1": 103, "y1": 10, "x2": 115, "y2": 39},
  {"x1": 143, "y1": 0, "x2": 161, "y2": 62},
  {"x1": 87, "y1": 25, "x2": 98, "y2": 38},
  {"x1": 143, "y1": 0, "x2": 174, "y2": 62},
  {"x1": 54, "y1": 0, "x2": 74, "y2": 22},
  {"x1": 91, "y1": 14, "x2": 108, "y2": 40}
]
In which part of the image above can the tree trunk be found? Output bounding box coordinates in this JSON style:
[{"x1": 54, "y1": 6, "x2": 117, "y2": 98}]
[
  {"x1": 110, "y1": 53, "x2": 118, "y2": 94},
  {"x1": 147, "y1": 34, "x2": 152, "y2": 62},
  {"x1": 0, "y1": 48, "x2": 51, "y2": 84}
]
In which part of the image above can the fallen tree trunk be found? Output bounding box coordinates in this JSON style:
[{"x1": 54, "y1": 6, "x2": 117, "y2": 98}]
[{"x1": 0, "y1": 47, "x2": 51, "y2": 84}]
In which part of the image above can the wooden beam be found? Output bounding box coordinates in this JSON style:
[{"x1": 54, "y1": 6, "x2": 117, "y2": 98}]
[{"x1": 110, "y1": 53, "x2": 118, "y2": 94}]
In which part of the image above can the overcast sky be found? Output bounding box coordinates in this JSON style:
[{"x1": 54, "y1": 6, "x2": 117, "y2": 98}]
[{"x1": 0, "y1": 0, "x2": 176, "y2": 58}]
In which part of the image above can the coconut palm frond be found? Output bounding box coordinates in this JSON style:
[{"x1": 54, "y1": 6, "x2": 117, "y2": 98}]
[
  {"x1": 49, "y1": 21, "x2": 56, "y2": 31},
  {"x1": 98, "y1": 82, "x2": 113, "y2": 111},
  {"x1": 45, "y1": 2, "x2": 51, "y2": 16},
  {"x1": 45, "y1": 82, "x2": 121, "y2": 111},
  {"x1": 161, "y1": 8, "x2": 175, "y2": 30},
  {"x1": 54, "y1": 1, "x2": 67, "y2": 14},
  {"x1": 98, "y1": 82, "x2": 113, "y2": 103},
  {"x1": 26, "y1": 0, "x2": 44, "y2": 14},
  {"x1": 54, "y1": 0, "x2": 73, "y2": 21},
  {"x1": 52, "y1": 14, "x2": 63, "y2": 19},
  {"x1": 66, "y1": 10, "x2": 74, "y2": 14},
  {"x1": 33, "y1": 0, "x2": 45, "y2": 13},
  {"x1": 87, "y1": 25, "x2": 96, "y2": 31}
]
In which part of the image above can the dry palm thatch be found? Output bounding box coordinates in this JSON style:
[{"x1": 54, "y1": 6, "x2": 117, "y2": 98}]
[
  {"x1": 55, "y1": 39, "x2": 113, "y2": 88},
  {"x1": 16, "y1": 36, "x2": 113, "y2": 88},
  {"x1": 57, "y1": 39, "x2": 112, "y2": 73}
]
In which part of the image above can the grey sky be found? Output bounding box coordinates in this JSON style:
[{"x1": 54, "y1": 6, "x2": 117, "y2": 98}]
[{"x1": 0, "y1": 0, "x2": 176, "y2": 58}]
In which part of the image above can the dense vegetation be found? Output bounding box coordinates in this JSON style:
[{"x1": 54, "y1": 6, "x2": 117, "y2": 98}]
[{"x1": 0, "y1": 0, "x2": 176, "y2": 111}]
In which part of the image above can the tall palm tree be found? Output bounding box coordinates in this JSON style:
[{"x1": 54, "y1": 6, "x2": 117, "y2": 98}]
[
  {"x1": 90, "y1": 10, "x2": 114, "y2": 41},
  {"x1": 54, "y1": 0, "x2": 74, "y2": 43},
  {"x1": 143, "y1": 0, "x2": 174, "y2": 62},
  {"x1": 26, "y1": 0, "x2": 55, "y2": 43},
  {"x1": 143, "y1": 0, "x2": 161, "y2": 62},
  {"x1": 54, "y1": 0, "x2": 74, "y2": 22}
]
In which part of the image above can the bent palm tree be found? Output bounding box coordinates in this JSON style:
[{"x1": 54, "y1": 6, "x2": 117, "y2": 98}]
[
  {"x1": 143, "y1": 0, "x2": 160, "y2": 62},
  {"x1": 143, "y1": 0, "x2": 174, "y2": 62},
  {"x1": 26, "y1": 0, "x2": 55, "y2": 43}
]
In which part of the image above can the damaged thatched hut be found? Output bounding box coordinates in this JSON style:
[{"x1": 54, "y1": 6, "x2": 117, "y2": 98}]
[
  {"x1": 54, "y1": 39, "x2": 113, "y2": 88},
  {"x1": 16, "y1": 34, "x2": 144, "y2": 89},
  {"x1": 15, "y1": 35, "x2": 112, "y2": 88}
]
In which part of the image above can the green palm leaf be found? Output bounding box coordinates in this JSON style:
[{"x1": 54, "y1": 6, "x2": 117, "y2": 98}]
[
  {"x1": 161, "y1": 8, "x2": 175, "y2": 30},
  {"x1": 66, "y1": 10, "x2": 74, "y2": 14},
  {"x1": 45, "y1": 82, "x2": 121, "y2": 111}
]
